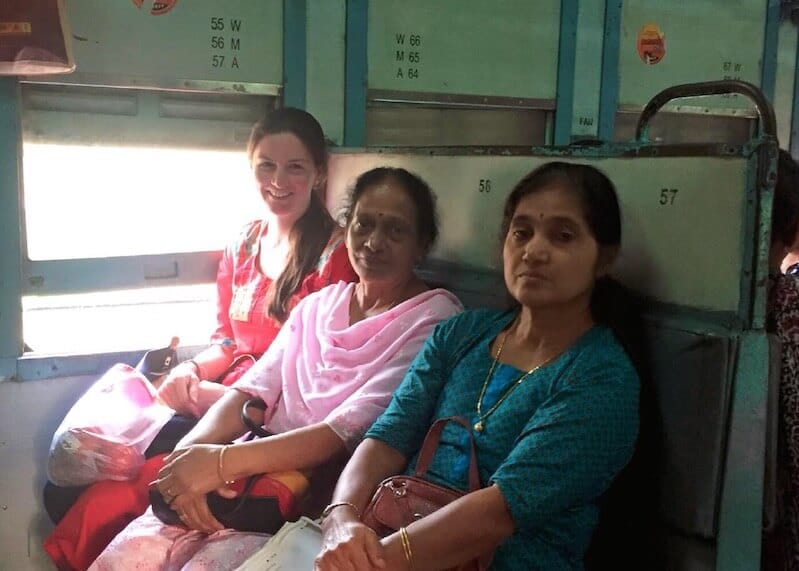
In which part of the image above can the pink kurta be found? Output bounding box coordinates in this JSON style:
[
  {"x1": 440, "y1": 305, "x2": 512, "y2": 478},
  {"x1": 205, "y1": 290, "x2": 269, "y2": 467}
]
[{"x1": 89, "y1": 282, "x2": 462, "y2": 571}]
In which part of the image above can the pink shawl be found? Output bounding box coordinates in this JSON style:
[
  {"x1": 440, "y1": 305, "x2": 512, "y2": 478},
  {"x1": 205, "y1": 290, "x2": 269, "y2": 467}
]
[{"x1": 233, "y1": 281, "x2": 462, "y2": 449}]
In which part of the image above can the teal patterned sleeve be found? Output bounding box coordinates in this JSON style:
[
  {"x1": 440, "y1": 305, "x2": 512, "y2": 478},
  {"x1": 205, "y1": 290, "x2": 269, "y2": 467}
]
[
  {"x1": 490, "y1": 360, "x2": 639, "y2": 535},
  {"x1": 364, "y1": 313, "x2": 462, "y2": 457}
]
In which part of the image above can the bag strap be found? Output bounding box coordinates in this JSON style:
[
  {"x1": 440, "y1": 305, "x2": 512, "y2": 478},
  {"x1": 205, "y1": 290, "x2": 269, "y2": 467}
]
[
  {"x1": 241, "y1": 398, "x2": 270, "y2": 439},
  {"x1": 213, "y1": 353, "x2": 258, "y2": 383},
  {"x1": 413, "y1": 416, "x2": 480, "y2": 492},
  {"x1": 219, "y1": 398, "x2": 270, "y2": 511}
]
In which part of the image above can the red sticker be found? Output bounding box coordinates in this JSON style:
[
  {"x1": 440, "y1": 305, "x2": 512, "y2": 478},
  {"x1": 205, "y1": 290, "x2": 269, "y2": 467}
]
[
  {"x1": 131, "y1": 1, "x2": 179, "y2": 16},
  {"x1": 637, "y1": 23, "x2": 665, "y2": 65}
]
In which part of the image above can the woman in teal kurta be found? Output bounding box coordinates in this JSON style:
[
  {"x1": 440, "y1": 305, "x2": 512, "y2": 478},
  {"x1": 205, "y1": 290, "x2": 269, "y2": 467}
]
[{"x1": 315, "y1": 162, "x2": 642, "y2": 571}]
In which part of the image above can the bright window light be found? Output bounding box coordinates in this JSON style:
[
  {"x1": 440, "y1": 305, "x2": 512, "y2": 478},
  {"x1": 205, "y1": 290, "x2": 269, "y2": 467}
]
[
  {"x1": 22, "y1": 143, "x2": 264, "y2": 260},
  {"x1": 23, "y1": 285, "x2": 218, "y2": 354}
]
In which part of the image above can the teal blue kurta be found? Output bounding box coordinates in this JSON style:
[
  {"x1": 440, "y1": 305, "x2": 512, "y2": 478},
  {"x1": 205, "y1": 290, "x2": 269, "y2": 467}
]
[{"x1": 365, "y1": 309, "x2": 639, "y2": 571}]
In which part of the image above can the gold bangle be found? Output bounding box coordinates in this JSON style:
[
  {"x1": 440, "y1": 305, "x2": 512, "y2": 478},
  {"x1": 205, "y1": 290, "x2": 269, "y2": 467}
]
[
  {"x1": 321, "y1": 501, "x2": 360, "y2": 521},
  {"x1": 399, "y1": 526, "x2": 413, "y2": 567},
  {"x1": 217, "y1": 445, "x2": 236, "y2": 485}
]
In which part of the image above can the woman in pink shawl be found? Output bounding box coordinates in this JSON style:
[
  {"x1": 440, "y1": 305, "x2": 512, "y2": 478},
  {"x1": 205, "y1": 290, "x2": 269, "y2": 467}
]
[{"x1": 88, "y1": 167, "x2": 462, "y2": 570}]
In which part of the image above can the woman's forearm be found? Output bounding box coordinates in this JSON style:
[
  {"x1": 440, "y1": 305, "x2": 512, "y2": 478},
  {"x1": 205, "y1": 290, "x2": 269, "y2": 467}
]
[
  {"x1": 176, "y1": 388, "x2": 254, "y2": 448},
  {"x1": 188, "y1": 343, "x2": 234, "y2": 382},
  {"x1": 315, "y1": 440, "x2": 414, "y2": 571},
  {"x1": 195, "y1": 381, "x2": 227, "y2": 415},
  {"x1": 382, "y1": 484, "x2": 515, "y2": 571},
  {"x1": 327, "y1": 438, "x2": 408, "y2": 519},
  {"x1": 222, "y1": 423, "x2": 348, "y2": 479}
]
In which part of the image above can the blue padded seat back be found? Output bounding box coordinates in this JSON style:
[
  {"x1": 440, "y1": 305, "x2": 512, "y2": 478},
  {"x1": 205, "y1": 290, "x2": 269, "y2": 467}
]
[{"x1": 647, "y1": 323, "x2": 734, "y2": 539}]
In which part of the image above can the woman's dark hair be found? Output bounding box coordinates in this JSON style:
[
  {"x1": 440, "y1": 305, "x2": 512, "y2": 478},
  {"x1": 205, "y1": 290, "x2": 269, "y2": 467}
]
[
  {"x1": 772, "y1": 148, "x2": 799, "y2": 247},
  {"x1": 247, "y1": 107, "x2": 336, "y2": 322},
  {"x1": 501, "y1": 162, "x2": 660, "y2": 568},
  {"x1": 339, "y1": 167, "x2": 439, "y2": 255}
]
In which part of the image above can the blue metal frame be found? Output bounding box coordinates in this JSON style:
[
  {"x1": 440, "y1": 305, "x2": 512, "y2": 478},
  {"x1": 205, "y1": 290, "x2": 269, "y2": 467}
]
[
  {"x1": 752, "y1": 144, "x2": 779, "y2": 330},
  {"x1": 716, "y1": 331, "x2": 770, "y2": 571},
  {"x1": 760, "y1": 0, "x2": 781, "y2": 103},
  {"x1": 791, "y1": 23, "x2": 799, "y2": 159},
  {"x1": 553, "y1": 0, "x2": 579, "y2": 145},
  {"x1": 0, "y1": 78, "x2": 23, "y2": 378},
  {"x1": 738, "y1": 152, "x2": 764, "y2": 329},
  {"x1": 344, "y1": 0, "x2": 368, "y2": 147},
  {"x1": 598, "y1": 0, "x2": 622, "y2": 142},
  {"x1": 282, "y1": 0, "x2": 307, "y2": 109},
  {"x1": 717, "y1": 139, "x2": 775, "y2": 571}
]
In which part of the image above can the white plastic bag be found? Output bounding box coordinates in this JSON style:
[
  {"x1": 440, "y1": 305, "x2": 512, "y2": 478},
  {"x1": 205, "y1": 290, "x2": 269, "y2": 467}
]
[{"x1": 47, "y1": 363, "x2": 174, "y2": 486}]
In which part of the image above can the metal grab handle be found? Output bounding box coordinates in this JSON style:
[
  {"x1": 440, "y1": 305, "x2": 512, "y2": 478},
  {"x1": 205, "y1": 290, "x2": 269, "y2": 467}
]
[{"x1": 635, "y1": 80, "x2": 777, "y2": 142}]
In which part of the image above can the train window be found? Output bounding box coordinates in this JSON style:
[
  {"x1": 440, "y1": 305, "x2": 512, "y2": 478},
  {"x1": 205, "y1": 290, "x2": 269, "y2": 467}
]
[
  {"x1": 19, "y1": 83, "x2": 273, "y2": 354},
  {"x1": 23, "y1": 285, "x2": 216, "y2": 354},
  {"x1": 22, "y1": 143, "x2": 258, "y2": 260}
]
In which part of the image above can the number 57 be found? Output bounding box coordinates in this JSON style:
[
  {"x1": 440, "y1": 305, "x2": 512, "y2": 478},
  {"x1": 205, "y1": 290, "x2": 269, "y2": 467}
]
[{"x1": 659, "y1": 188, "x2": 678, "y2": 205}]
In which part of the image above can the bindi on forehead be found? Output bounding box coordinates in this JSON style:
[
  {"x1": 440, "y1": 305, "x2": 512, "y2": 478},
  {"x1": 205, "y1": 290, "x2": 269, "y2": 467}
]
[
  {"x1": 513, "y1": 211, "x2": 583, "y2": 227},
  {"x1": 359, "y1": 209, "x2": 401, "y2": 222}
]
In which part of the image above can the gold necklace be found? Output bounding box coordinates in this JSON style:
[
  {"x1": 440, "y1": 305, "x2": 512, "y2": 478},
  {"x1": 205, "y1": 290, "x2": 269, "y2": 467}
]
[{"x1": 474, "y1": 330, "x2": 555, "y2": 432}]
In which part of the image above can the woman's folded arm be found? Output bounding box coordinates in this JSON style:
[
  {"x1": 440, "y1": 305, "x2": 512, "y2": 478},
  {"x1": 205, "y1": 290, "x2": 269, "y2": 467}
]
[
  {"x1": 175, "y1": 388, "x2": 253, "y2": 448},
  {"x1": 222, "y1": 422, "x2": 348, "y2": 479}
]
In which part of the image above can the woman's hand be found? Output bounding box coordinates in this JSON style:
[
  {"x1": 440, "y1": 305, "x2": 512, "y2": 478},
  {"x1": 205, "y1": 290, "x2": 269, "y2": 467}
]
[
  {"x1": 157, "y1": 364, "x2": 201, "y2": 416},
  {"x1": 315, "y1": 516, "x2": 387, "y2": 571},
  {"x1": 154, "y1": 445, "x2": 237, "y2": 533},
  {"x1": 167, "y1": 489, "x2": 225, "y2": 534},
  {"x1": 154, "y1": 445, "x2": 235, "y2": 499}
]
